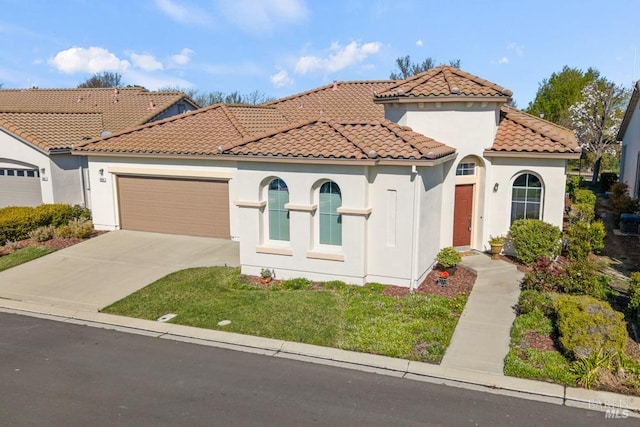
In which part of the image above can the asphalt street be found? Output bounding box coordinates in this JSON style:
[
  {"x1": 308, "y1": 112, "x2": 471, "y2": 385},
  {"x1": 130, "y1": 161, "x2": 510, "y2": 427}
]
[{"x1": 0, "y1": 312, "x2": 634, "y2": 426}]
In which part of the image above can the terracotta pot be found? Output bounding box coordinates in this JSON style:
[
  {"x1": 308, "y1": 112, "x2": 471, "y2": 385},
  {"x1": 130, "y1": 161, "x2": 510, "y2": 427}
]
[
  {"x1": 490, "y1": 244, "x2": 504, "y2": 260},
  {"x1": 260, "y1": 276, "x2": 272, "y2": 285}
]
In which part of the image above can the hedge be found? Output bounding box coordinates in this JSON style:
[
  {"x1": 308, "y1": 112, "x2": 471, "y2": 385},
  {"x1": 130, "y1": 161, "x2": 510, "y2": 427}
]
[
  {"x1": 0, "y1": 204, "x2": 90, "y2": 245},
  {"x1": 555, "y1": 295, "x2": 627, "y2": 360}
]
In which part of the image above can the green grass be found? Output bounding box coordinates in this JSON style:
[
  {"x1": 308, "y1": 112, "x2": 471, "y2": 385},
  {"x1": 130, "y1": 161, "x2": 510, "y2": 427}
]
[
  {"x1": 103, "y1": 267, "x2": 467, "y2": 362},
  {"x1": 0, "y1": 246, "x2": 54, "y2": 272},
  {"x1": 504, "y1": 310, "x2": 575, "y2": 386}
]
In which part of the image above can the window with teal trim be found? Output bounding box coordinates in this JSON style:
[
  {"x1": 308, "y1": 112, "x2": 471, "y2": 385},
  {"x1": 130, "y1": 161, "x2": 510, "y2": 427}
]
[
  {"x1": 319, "y1": 181, "x2": 342, "y2": 245},
  {"x1": 268, "y1": 178, "x2": 290, "y2": 241},
  {"x1": 511, "y1": 173, "x2": 542, "y2": 224}
]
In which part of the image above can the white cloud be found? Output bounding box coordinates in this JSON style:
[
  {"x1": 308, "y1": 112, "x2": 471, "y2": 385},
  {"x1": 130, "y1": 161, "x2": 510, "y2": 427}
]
[
  {"x1": 217, "y1": 0, "x2": 308, "y2": 33},
  {"x1": 168, "y1": 48, "x2": 194, "y2": 67},
  {"x1": 49, "y1": 47, "x2": 130, "y2": 74},
  {"x1": 130, "y1": 53, "x2": 163, "y2": 71},
  {"x1": 154, "y1": 0, "x2": 211, "y2": 26},
  {"x1": 498, "y1": 56, "x2": 509, "y2": 64},
  {"x1": 506, "y1": 42, "x2": 524, "y2": 56},
  {"x1": 294, "y1": 41, "x2": 382, "y2": 75},
  {"x1": 270, "y1": 70, "x2": 294, "y2": 87},
  {"x1": 416, "y1": 39, "x2": 423, "y2": 47}
]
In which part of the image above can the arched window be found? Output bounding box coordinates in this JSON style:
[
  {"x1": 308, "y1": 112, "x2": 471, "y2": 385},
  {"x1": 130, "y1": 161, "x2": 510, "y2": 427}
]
[
  {"x1": 268, "y1": 178, "x2": 289, "y2": 241},
  {"x1": 319, "y1": 181, "x2": 342, "y2": 245},
  {"x1": 511, "y1": 173, "x2": 542, "y2": 223}
]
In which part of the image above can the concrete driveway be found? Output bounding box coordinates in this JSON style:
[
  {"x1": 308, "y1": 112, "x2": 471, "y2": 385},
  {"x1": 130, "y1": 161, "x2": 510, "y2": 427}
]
[{"x1": 0, "y1": 230, "x2": 239, "y2": 312}]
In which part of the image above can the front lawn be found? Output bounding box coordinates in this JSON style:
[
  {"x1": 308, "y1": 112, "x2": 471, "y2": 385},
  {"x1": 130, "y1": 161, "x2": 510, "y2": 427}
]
[
  {"x1": 0, "y1": 246, "x2": 54, "y2": 272},
  {"x1": 102, "y1": 267, "x2": 468, "y2": 363}
]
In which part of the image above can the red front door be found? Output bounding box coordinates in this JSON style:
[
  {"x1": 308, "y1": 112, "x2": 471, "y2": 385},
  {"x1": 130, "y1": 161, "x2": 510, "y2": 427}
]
[{"x1": 453, "y1": 184, "x2": 473, "y2": 247}]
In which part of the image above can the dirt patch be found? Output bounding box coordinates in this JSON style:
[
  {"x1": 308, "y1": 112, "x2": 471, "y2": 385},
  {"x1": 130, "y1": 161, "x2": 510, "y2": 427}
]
[
  {"x1": 0, "y1": 230, "x2": 107, "y2": 257},
  {"x1": 522, "y1": 331, "x2": 559, "y2": 352},
  {"x1": 383, "y1": 266, "x2": 476, "y2": 299}
]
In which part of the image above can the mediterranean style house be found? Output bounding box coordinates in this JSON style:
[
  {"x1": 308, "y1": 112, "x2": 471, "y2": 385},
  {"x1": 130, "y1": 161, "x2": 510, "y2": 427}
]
[
  {"x1": 0, "y1": 87, "x2": 197, "y2": 208},
  {"x1": 76, "y1": 66, "x2": 580, "y2": 288},
  {"x1": 619, "y1": 80, "x2": 640, "y2": 196}
]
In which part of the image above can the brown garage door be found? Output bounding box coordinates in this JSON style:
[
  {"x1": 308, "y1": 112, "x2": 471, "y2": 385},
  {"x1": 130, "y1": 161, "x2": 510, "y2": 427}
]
[{"x1": 117, "y1": 175, "x2": 230, "y2": 238}]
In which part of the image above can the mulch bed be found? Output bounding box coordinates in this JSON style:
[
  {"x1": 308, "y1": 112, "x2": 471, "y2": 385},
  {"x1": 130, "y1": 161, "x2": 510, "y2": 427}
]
[{"x1": 0, "y1": 230, "x2": 106, "y2": 257}]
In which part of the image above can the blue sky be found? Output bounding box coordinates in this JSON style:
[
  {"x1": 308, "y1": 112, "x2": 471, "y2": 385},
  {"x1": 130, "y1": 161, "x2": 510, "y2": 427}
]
[{"x1": 0, "y1": 0, "x2": 638, "y2": 107}]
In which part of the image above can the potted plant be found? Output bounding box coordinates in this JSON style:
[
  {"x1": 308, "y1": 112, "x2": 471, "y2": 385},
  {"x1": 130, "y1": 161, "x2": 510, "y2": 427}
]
[
  {"x1": 437, "y1": 270, "x2": 449, "y2": 286},
  {"x1": 436, "y1": 247, "x2": 462, "y2": 275},
  {"x1": 488, "y1": 235, "x2": 506, "y2": 260},
  {"x1": 260, "y1": 268, "x2": 273, "y2": 284}
]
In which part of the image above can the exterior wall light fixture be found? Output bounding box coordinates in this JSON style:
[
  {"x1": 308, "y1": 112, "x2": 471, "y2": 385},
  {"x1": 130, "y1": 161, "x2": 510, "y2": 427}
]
[{"x1": 493, "y1": 183, "x2": 499, "y2": 192}]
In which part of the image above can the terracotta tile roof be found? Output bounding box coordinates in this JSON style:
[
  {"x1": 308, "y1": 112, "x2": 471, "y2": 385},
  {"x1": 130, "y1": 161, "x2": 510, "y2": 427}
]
[
  {"x1": 227, "y1": 119, "x2": 455, "y2": 160},
  {"x1": 0, "y1": 87, "x2": 195, "y2": 150},
  {"x1": 375, "y1": 66, "x2": 512, "y2": 99},
  {"x1": 266, "y1": 80, "x2": 396, "y2": 122},
  {"x1": 77, "y1": 104, "x2": 289, "y2": 155},
  {"x1": 0, "y1": 112, "x2": 103, "y2": 151},
  {"x1": 490, "y1": 106, "x2": 580, "y2": 154}
]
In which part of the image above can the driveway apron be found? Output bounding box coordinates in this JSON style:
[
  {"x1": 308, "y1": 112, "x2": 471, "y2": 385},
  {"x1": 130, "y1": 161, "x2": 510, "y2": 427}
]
[{"x1": 0, "y1": 230, "x2": 239, "y2": 312}]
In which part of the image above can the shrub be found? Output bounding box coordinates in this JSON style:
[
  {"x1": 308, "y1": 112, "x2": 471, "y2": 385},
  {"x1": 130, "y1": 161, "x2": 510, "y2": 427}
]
[
  {"x1": 436, "y1": 247, "x2": 461, "y2": 269},
  {"x1": 509, "y1": 219, "x2": 562, "y2": 266},
  {"x1": 521, "y1": 256, "x2": 563, "y2": 293},
  {"x1": 29, "y1": 225, "x2": 56, "y2": 242},
  {"x1": 628, "y1": 272, "x2": 640, "y2": 317},
  {"x1": 590, "y1": 220, "x2": 606, "y2": 254},
  {"x1": 599, "y1": 173, "x2": 618, "y2": 192},
  {"x1": 610, "y1": 182, "x2": 639, "y2": 225},
  {"x1": 0, "y1": 204, "x2": 89, "y2": 245},
  {"x1": 58, "y1": 218, "x2": 93, "y2": 239},
  {"x1": 33, "y1": 204, "x2": 78, "y2": 227},
  {"x1": 566, "y1": 222, "x2": 592, "y2": 261},
  {"x1": 555, "y1": 295, "x2": 627, "y2": 360},
  {"x1": 518, "y1": 289, "x2": 554, "y2": 316},
  {"x1": 573, "y1": 188, "x2": 596, "y2": 206},
  {"x1": 559, "y1": 260, "x2": 611, "y2": 300},
  {"x1": 566, "y1": 175, "x2": 584, "y2": 199}
]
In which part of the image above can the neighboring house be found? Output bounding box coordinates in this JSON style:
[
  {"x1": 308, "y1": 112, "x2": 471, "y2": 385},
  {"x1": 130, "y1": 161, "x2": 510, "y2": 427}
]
[
  {"x1": 0, "y1": 87, "x2": 198, "y2": 208},
  {"x1": 77, "y1": 67, "x2": 580, "y2": 288},
  {"x1": 618, "y1": 80, "x2": 640, "y2": 196}
]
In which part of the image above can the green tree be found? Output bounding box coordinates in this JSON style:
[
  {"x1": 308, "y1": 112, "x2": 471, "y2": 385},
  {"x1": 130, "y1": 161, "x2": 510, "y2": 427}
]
[
  {"x1": 77, "y1": 72, "x2": 123, "y2": 88},
  {"x1": 569, "y1": 81, "x2": 629, "y2": 183},
  {"x1": 526, "y1": 66, "x2": 602, "y2": 127},
  {"x1": 389, "y1": 55, "x2": 460, "y2": 80},
  {"x1": 160, "y1": 87, "x2": 274, "y2": 107}
]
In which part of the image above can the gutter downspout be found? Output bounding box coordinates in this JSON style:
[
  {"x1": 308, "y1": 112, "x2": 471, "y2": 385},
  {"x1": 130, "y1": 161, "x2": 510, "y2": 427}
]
[{"x1": 409, "y1": 165, "x2": 420, "y2": 292}]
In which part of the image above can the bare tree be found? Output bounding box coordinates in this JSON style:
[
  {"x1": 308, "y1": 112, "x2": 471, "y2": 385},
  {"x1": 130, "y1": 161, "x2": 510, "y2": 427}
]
[
  {"x1": 77, "y1": 72, "x2": 123, "y2": 88},
  {"x1": 390, "y1": 55, "x2": 460, "y2": 80},
  {"x1": 569, "y1": 81, "x2": 630, "y2": 183},
  {"x1": 160, "y1": 87, "x2": 274, "y2": 107}
]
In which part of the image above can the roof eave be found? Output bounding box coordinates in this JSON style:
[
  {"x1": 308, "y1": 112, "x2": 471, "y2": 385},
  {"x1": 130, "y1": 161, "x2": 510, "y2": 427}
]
[
  {"x1": 617, "y1": 81, "x2": 640, "y2": 140},
  {"x1": 0, "y1": 126, "x2": 50, "y2": 155},
  {"x1": 374, "y1": 95, "x2": 510, "y2": 104},
  {"x1": 377, "y1": 152, "x2": 457, "y2": 166},
  {"x1": 483, "y1": 149, "x2": 581, "y2": 160}
]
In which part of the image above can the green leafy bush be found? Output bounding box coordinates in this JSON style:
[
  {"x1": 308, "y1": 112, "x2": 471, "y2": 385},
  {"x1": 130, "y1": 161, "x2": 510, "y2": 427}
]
[
  {"x1": 566, "y1": 222, "x2": 592, "y2": 261},
  {"x1": 518, "y1": 289, "x2": 554, "y2": 316},
  {"x1": 573, "y1": 188, "x2": 596, "y2": 206},
  {"x1": 57, "y1": 218, "x2": 93, "y2": 239},
  {"x1": 555, "y1": 295, "x2": 627, "y2": 360},
  {"x1": 566, "y1": 175, "x2": 584, "y2": 200},
  {"x1": 509, "y1": 219, "x2": 562, "y2": 266},
  {"x1": 33, "y1": 204, "x2": 78, "y2": 227},
  {"x1": 559, "y1": 260, "x2": 611, "y2": 300},
  {"x1": 589, "y1": 220, "x2": 606, "y2": 254},
  {"x1": 628, "y1": 272, "x2": 640, "y2": 317},
  {"x1": 436, "y1": 247, "x2": 461, "y2": 269},
  {"x1": 0, "y1": 204, "x2": 89, "y2": 245},
  {"x1": 29, "y1": 225, "x2": 56, "y2": 242}
]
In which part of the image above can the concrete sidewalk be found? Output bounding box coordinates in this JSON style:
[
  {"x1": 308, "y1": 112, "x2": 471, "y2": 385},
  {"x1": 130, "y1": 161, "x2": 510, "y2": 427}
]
[{"x1": 441, "y1": 252, "x2": 523, "y2": 374}]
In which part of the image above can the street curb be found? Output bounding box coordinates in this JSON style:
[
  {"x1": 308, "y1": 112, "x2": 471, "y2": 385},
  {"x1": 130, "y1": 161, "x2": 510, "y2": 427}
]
[{"x1": 1, "y1": 299, "x2": 639, "y2": 417}]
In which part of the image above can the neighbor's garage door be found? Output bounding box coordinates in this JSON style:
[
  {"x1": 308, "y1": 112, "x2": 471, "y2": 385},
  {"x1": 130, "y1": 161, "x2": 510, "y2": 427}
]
[
  {"x1": 0, "y1": 168, "x2": 42, "y2": 208},
  {"x1": 116, "y1": 175, "x2": 230, "y2": 238}
]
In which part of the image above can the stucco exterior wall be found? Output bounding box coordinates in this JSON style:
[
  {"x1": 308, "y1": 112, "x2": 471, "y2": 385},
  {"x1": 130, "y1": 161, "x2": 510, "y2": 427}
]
[
  {"x1": 87, "y1": 156, "x2": 239, "y2": 237},
  {"x1": 0, "y1": 129, "x2": 54, "y2": 203},
  {"x1": 485, "y1": 157, "x2": 567, "y2": 247},
  {"x1": 621, "y1": 105, "x2": 640, "y2": 196},
  {"x1": 50, "y1": 153, "x2": 86, "y2": 206}
]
